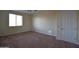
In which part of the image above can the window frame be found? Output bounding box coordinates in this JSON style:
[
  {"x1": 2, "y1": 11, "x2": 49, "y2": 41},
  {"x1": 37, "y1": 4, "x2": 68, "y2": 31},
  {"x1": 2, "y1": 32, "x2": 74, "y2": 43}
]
[{"x1": 9, "y1": 13, "x2": 23, "y2": 27}]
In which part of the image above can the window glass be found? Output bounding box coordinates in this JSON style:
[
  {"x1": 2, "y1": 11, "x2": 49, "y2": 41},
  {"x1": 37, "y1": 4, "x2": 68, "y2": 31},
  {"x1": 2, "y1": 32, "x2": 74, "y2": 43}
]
[
  {"x1": 9, "y1": 14, "x2": 16, "y2": 26},
  {"x1": 16, "y1": 15, "x2": 23, "y2": 26}
]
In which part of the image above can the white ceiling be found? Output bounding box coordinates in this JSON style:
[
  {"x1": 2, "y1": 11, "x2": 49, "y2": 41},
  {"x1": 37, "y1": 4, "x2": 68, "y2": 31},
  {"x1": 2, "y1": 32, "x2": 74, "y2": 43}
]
[{"x1": 13, "y1": 10, "x2": 39, "y2": 14}]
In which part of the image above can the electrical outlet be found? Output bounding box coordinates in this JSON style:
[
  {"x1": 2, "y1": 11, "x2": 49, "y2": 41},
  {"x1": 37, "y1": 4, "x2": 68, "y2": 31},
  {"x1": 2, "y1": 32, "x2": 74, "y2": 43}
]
[{"x1": 48, "y1": 30, "x2": 52, "y2": 35}]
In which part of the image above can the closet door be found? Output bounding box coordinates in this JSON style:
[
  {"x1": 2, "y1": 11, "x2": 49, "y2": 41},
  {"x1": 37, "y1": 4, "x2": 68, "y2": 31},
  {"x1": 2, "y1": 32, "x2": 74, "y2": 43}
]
[{"x1": 57, "y1": 11, "x2": 77, "y2": 43}]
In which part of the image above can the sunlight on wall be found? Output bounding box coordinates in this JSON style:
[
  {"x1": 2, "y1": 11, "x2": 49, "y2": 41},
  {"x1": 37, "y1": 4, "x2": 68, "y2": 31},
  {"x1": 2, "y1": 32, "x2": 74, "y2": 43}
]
[{"x1": 32, "y1": 11, "x2": 57, "y2": 36}]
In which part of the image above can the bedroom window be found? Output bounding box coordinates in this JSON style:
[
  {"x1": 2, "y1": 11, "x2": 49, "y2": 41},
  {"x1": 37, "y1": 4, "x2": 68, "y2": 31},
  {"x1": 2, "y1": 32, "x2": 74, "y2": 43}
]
[{"x1": 9, "y1": 13, "x2": 23, "y2": 27}]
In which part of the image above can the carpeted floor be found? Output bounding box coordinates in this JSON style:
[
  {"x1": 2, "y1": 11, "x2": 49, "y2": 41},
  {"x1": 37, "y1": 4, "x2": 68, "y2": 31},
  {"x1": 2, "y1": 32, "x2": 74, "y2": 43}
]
[{"x1": 0, "y1": 31, "x2": 79, "y2": 48}]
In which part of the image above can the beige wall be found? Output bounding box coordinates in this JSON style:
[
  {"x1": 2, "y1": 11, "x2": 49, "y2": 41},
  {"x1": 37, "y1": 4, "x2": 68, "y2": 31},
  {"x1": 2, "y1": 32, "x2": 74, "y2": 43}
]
[
  {"x1": 0, "y1": 10, "x2": 32, "y2": 36},
  {"x1": 0, "y1": 11, "x2": 3, "y2": 35},
  {"x1": 32, "y1": 11, "x2": 57, "y2": 36}
]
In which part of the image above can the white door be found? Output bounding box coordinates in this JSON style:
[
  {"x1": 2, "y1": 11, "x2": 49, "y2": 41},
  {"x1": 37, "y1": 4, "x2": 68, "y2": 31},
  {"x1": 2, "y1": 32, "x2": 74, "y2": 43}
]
[{"x1": 57, "y1": 11, "x2": 77, "y2": 44}]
